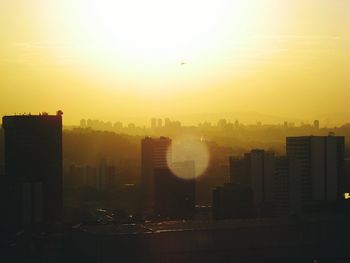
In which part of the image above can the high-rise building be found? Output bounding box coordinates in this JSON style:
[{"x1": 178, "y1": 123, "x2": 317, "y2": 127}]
[
  {"x1": 154, "y1": 167, "x2": 195, "y2": 219},
  {"x1": 66, "y1": 162, "x2": 117, "y2": 192},
  {"x1": 229, "y1": 156, "x2": 250, "y2": 185},
  {"x1": 141, "y1": 136, "x2": 171, "y2": 217},
  {"x1": 67, "y1": 164, "x2": 86, "y2": 188},
  {"x1": 80, "y1": 119, "x2": 86, "y2": 128},
  {"x1": 313, "y1": 120, "x2": 320, "y2": 129},
  {"x1": 97, "y1": 159, "x2": 116, "y2": 192},
  {"x1": 151, "y1": 118, "x2": 157, "y2": 129},
  {"x1": 171, "y1": 160, "x2": 195, "y2": 180},
  {"x1": 229, "y1": 150, "x2": 275, "y2": 215},
  {"x1": 157, "y1": 118, "x2": 162, "y2": 128},
  {"x1": 273, "y1": 156, "x2": 300, "y2": 216},
  {"x1": 2, "y1": 113, "x2": 63, "y2": 227},
  {"x1": 342, "y1": 159, "x2": 350, "y2": 195},
  {"x1": 213, "y1": 183, "x2": 254, "y2": 220},
  {"x1": 286, "y1": 135, "x2": 344, "y2": 211}
]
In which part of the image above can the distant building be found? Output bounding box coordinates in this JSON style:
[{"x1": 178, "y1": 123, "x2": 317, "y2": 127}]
[
  {"x1": 67, "y1": 164, "x2": 86, "y2": 188},
  {"x1": 229, "y1": 150, "x2": 275, "y2": 216},
  {"x1": 154, "y1": 167, "x2": 195, "y2": 219},
  {"x1": 157, "y1": 118, "x2": 162, "y2": 128},
  {"x1": 97, "y1": 159, "x2": 116, "y2": 192},
  {"x1": 85, "y1": 165, "x2": 98, "y2": 188},
  {"x1": 151, "y1": 118, "x2": 157, "y2": 129},
  {"x1": 213, "y1": 183, "x2": 254, "y2": 220},
  {"x1": 80, "y1": 119, "x2": 86, "y2": 128},
  {"x1": 314, "y1": 120, "x2": 320, "y2": 129},
  {"x1": 66, "y1": 162, "x2": 116, "y2": 192},
  {"x1": 2, "y1": 114, "x2": 63, "y2": 228},
  {"x1": 286, "y1": 135, "x2": 344, "y2": 212},
  {"x1": 141, "y1": 136, "x2": 171, "y2": 217}
]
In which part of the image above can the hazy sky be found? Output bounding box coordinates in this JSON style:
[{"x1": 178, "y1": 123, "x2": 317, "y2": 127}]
[{"x1": 0, "y1": 0, "x2": 349, "y2": 125}]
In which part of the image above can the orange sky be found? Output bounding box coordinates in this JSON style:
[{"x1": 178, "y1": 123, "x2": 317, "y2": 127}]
[{"x1": 0, "y1": 0, "x2": 349, "y2": 125}]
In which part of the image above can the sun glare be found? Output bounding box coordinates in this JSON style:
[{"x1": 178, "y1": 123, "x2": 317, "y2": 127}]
[
  {"x1": 69, "y1": 0, "x2": 256, "y2": 68},
  {"x1": 41, "y1": 0, "x2": 280, "y2": 95}
]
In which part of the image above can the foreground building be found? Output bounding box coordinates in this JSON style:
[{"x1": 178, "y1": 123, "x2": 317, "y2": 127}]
[
  {"x1": 2, "y1": 113, "x2": 63, "y2": 228},
  {"x1": 141, "y1": 136, "x2": 172, "y2": 217},
  {"x1": 213, "y1": 183, "x2": 254, "y2": 219},
  {"x1": 286, "y1": 135, "x2": 344, "y2": 212},
  {"x1": 154, "y1": 167, "x2": 195, "y2": 219},
  {"x1": 229, "y1": 149, "x2": 275, "y2": 216}
]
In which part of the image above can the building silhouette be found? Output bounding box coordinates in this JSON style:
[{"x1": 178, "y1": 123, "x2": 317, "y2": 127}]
[
  {"x1": 171, "y1": 160, "x2": 196, "y2": 180},
  {"x1": 213, "y1": 183, "x2": 254, "y2": 219},
  {"x1": 154, "y1": 167, "x2": 195, "y2": 219},
  {"x1": 229, "y1": 149, "x2": 275, "y2": 216},
  {"x1": 141, "y1": 136, "x2": 171, "y2": 217},
  {"x1": 151, "y1": 118, "x2": 157, "y2": 129},
  {"x1": 157, "y1": 118, "x2": 162, "y2": 128},
  {"x1": 286, "y1": 135, "x2": 344, "y2": 212},
  {"x1": 66, "y1": 161, "x2": 116, "y2": 192},
  {"x1": 2, "y1": 113, "x2": 63, "y2": 228},
  {"x1": 273, "y1": 156, "x2": 300, "y2": 216},
  {"x1": 314, "y1": 120, "x2": 320, "y2": 129},
  {"x1": 343, "y1": 159, "x2": 350, "y2": 195}
]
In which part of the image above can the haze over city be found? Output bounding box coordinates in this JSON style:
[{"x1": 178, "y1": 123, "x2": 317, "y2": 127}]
[
  {"x1": 1, "y1": 0, "x2": 349, "y2": 125},
  {"x1": 1, "y1": 1, "x2": 350, "y2": 263}
]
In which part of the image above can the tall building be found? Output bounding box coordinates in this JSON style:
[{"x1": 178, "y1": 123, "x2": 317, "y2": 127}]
[
  {"x1": 229, "y1": 150, "x2": 275, "y2": 215},
  {"x1": 171, "y1": 160, "x2": 195, "y2": 180},
  {"x1": 273, "y1": 156, "x2": 300, "y2": 216},
  {"x1": 342, "y1": 159, "x2": 350, "y2": 195},
  {"x1": 80, "y1": 119, "x2": 86, "y2": 128},
  {"x1": 314, "y1": 120, "x2": 320, "y2": 129},
  {"x1": 151, "y1": 118, "x2": 157, "y2": 129},
  {"x1": 154, "y1": 167, "x2": 195, "y2": 219},
  {"x1": 2, "y1": 113, "x2": 63, "y2": 227},
  {"x1": 229, "y1": 156, "x2": 249, "y2": 185},
  {"x1": 141, "y1": 136, "x2": 171, "y2": 217},
  {"x1": 66, "y1": 161, "x2": 116, "y2": 191},
  {"x1": 286, "y1": 135, "x2": 344, "y2": 211},
  {"x1": 157, "y1": 118, "x2": 162, "y2": 128},
  {"x1": 213, "y1": 183, "x2": 254, "y2": 220},
  {"x1": 97, "y1": 158, "x2": 117, "y2": 192}
]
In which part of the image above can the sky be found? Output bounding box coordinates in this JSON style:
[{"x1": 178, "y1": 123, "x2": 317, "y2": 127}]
[{"x1": 0, "y1": 0, "x2": 349, "y2": 125}]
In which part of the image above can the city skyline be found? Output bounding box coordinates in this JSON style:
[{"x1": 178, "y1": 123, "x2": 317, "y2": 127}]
[
  {"x1": 1, "y1": 112, "x2": 350, "y2": 262},
  {"x1": 1, "y1": 1, "x2": 350, "y2": 262}
]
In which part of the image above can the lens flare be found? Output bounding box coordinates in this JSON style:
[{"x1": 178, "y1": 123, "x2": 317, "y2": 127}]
[{"x1": 166, "y1": 136, "x2": 210, "y2": 179}]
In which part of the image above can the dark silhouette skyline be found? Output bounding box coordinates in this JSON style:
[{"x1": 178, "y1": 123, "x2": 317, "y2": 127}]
[{"x1": 1, "y1": 112, "x2": 350, "y2": 263}]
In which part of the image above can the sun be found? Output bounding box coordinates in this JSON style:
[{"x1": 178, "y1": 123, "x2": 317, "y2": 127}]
[
  {"x1": 69, "y1": 0, "x2": 249, "y2": 67},
  {"x1": 45, "y1": 0, "x2": 269, "y2": 94}
]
